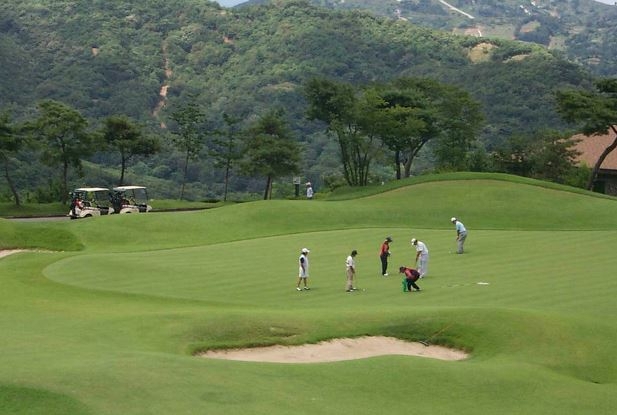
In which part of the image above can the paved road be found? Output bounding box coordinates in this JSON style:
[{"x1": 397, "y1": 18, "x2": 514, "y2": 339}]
[
  {"x1": 438, "y1": 0, "x2": 475, "y2": 19},
  {"x1": 7, "y1": 216, "x2": 69, "y2": 222}
]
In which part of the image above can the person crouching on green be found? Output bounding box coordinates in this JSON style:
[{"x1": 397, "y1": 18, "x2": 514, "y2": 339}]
[{"x1": 399, "y1": 266, "x2": 421, "y2": 292}]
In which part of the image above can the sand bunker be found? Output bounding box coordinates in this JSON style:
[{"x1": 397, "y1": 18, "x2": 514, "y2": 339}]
[
  {"x1": 201, "y1": 336, "x2": 468, "y2": 363},
  {"x1": 0, "y1": 250, "x2": 27, "y2": 258},
  {"x1": 0, "y1": 249, "x2": 55, "y2": 259}
]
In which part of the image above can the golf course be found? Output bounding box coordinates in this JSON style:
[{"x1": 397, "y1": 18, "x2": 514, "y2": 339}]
[{"x1": 1, "y1": 173, "x2": 616, "y2": 414}]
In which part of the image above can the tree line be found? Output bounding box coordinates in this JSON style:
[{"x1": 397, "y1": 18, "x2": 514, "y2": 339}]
[{"x1": 2, "y1": 75, "x2": 616, "y2": 206}]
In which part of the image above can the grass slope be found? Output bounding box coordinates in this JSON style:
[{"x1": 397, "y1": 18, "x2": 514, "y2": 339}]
[{"x1": 1, "y1": 175, "x2": 616, "y2": 414}]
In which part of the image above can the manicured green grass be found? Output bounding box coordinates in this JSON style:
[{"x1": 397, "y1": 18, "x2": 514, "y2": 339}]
[
  {"x1": 0, "y1": 202, "x2": 67, "y2": 218},
  {"x1": 1, "y1": 174, "x2": 616, "y2": 414}
]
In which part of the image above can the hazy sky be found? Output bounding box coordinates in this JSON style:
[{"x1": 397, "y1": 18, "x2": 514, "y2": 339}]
[{"x1": 215, "y1": 0, "x2": 247, "y2": 7}]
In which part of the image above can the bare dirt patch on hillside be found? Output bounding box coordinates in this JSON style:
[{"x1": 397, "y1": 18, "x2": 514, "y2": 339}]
[{"x1": 468, "y1": 42, "x2": 496, "y2": 63}]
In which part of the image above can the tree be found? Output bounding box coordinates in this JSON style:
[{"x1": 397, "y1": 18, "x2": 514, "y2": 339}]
[
  {"x1": 30, "y1": 100, "x2": 92, "y2": 203},
  {"x1": 429, "y1": 83, "x2": 485, "y2": 171},
  {"x1": 492, "y1": 130, "x2": 580, "y2": 183},
  {"x1": 169, "y1": 98, "x2": 206, "y2": 200},
  {"x1": 209, "y1": 113, "x2": 243, "y2": 202},
  {"x1": 556, "y1": 78, "x2": 617, "y2": 190},
  {"x1": 363, "y1": 101, "x2": 422, "y2": 180},
  {"x1": 100, "y1": 116, "x2": 160, "y2": 186},
  {"x1": 369, "y1": 83, "x2": 434, "y2": 179},
  {"x1": 0, "y1": 112, "x2": 23, "y2": 206},
  {"x1": 529, "y1": 131, "x2": 580, "y2": 184},
  {"x1": 377, "y1": 78, "x2": 484, "y2": 177},
  {"x1": 240, "y1": 110, "x2": 300, "y2": 200},
  {"x1": 304, "y1": 78, "x2": 381, "y2": 186},
  {"x1": 306, "y1": 77, "x2": 484, "y2": 182}
]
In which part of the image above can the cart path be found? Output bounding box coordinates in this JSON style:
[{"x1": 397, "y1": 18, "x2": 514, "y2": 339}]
[
  {"x1": 439, "y1": 0, "x2": 475, "y2": 19},
  {"x1": 0, "y1": 249, "x2": 27, "y2": 258},
  {"x1": 0, "y1": 249, "x2": 57, "y2": 258}
]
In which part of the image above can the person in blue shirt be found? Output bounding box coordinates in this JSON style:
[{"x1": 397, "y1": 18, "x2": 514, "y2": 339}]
[{"x1": 451, "y1": 217, "x2": 467, "y2": 254}]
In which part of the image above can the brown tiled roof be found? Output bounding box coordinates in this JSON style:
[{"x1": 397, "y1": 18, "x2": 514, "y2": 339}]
[{"x1": 572, "y1": 127, "x2": 617, "y2": 170}]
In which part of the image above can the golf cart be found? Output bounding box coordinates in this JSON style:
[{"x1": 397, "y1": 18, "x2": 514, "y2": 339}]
[
  {"x1": 68, "y1": 187, "x2": 114, "y2": 219},
  {"x1": 112, "y1": 186, "x2": 152, "y2": 214}
]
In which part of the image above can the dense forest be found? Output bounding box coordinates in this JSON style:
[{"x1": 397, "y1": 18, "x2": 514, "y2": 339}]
[
  {"x1": 264, "y1": 0, "x2": 617, "y2": 78},
  {"x1": 0, "y1": 0, "x2": 610, "y2": 202}
]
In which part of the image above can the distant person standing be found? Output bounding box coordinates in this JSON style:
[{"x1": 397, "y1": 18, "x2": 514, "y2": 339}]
[
  {"x1": 306, "y1": 182, "x2": 314, "y2": 199},
  {"x1": 379, "y1": 236, "x2": 392, "y2": 276},
  {"x1": 296, "y1": 248, "x2": 310, "y2": 291},
  {"x1": 345, "y1": 250, "x2": 358, "y2": 292},
  {"x1": 411, "y1": 238, "x2": 429, "y2": 278},
  {"x1": 451, "y1": 217, "x2": 468, "y2": 254}
]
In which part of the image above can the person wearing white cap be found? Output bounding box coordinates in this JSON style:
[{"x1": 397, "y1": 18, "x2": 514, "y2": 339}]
[
  {"x1": 297, "y1": 248, "x2": 311, "y2": 291},
  {"x1": 451, "y1": 217, "x2": 467, "y2": 254},
  {"x1": 411, "y1": 238, "x2": 429, "y2": 278},
  {"x1": 306, "y1": 182, "x2": 314, "y2": 199}
]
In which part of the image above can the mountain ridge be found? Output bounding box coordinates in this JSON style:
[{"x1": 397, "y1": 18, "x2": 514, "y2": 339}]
[{"x1": 0, "y1": 0, "x2": 605, "y2": 200}]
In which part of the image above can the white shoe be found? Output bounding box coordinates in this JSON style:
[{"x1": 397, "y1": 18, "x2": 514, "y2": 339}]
[
  {"x1": 383, "y1": 273, "x2": 388, "y2": 277},
  {"x1": 296, "y1": 287, "x2": 302, "y2": 291}
]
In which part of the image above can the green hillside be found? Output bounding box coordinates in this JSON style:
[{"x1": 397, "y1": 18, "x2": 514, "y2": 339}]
[
  {"x1": 5, "y1": 0, "x2": 584, "y2": 128},
  {"x1": 1, "y1": 175, "x2": 616, "y2": 414},
  {"x1": 0, "y1": 0, "x2": 601, "y2": 201},
  {"x1": 289, "y1": 0, "x2": 617, "y2": 77}
]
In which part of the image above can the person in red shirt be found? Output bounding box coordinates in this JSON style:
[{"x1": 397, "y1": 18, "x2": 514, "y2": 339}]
[
  {"x1": 379, "y1": 236, "x2": 392, "y2": 276},
  {"x1": 399, "y1": 266, "x2": 421, "y2": 292},
  {"x1": 70, "y1": 195, "x2": 84, "y2": 218}
]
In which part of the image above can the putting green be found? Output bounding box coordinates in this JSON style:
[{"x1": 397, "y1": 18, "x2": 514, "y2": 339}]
[{"x1": 44, "y1": 228, "x2": 617, "y2": 317}]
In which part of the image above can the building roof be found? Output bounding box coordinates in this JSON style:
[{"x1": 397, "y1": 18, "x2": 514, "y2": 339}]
[{"x1": 572, "y1": 127, "x2": 617, "y2": 170}]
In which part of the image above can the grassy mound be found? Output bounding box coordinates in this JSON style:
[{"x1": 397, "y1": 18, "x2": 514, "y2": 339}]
[{"x1": 1, "y1": 174, "x2": 616, "y2": 414}]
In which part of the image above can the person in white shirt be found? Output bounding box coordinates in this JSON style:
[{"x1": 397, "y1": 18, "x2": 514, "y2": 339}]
[
  {"x1": 306, "y1": 182, "x2": 314, "y2": 199},
  {"x1": 451, "y1": 217, "x2": 468, "y2": 254},
  {"x1": 345, "y1": 250, "x2": 358, "y2": 292},
  {"x1": 296, "y1": 248, "x2": 310, "y2": 291},
  {"x1": 411, "y1": 238, "x2": 429, "y2": 278}
]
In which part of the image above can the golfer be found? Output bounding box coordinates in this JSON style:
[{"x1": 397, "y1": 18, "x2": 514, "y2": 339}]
[
  {"x1": 296, "y1": 248, "x2": 310, "y2": 291},
  {"x1": 399, "y1": 266, "x2": 421, "y2": 292},
  {"x1": 379, "y1": 236, "x2": 392, "y2": 276},
  {"x1": 411, "y1": 238, "x2": 429, "y2": 278},
  {"x1": 451, "y1": 217, "x2": 467, "y2": 254},
  {"x1": 345, "y1": 250, "x2": 358, "y2": 292}
]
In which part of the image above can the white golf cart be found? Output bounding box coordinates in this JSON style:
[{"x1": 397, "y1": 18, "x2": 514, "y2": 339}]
[
  {"x1": 112, "y1": 186, "x2": 152, "y2": 214},
  {"x1": 68, "y1": 187, "x2": 114, "y2": 219}
]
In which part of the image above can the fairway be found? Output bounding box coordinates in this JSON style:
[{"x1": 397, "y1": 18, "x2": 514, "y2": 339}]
[{"x1": 1, "y1": 175, "x2": 616, "y2": 415}]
